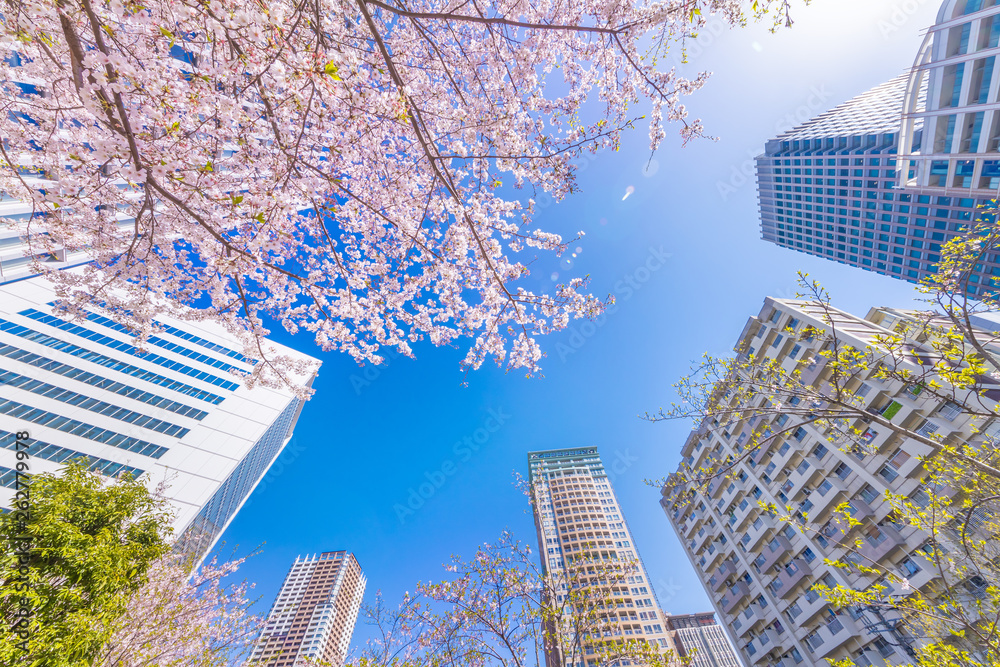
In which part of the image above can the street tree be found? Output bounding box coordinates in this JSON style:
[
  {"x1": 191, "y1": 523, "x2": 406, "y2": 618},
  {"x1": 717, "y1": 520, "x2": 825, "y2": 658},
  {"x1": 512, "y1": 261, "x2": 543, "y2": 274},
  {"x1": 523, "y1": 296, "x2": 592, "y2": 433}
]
[
  {"x1": 95, "y1": 554, "x2": 262, "y2": 667},
  {"x1": 0, "y1": 459, "x2": 172, "y2": 666},
  {"x1": 347, "y1": 531, "x2": 682, "y2": 667}
]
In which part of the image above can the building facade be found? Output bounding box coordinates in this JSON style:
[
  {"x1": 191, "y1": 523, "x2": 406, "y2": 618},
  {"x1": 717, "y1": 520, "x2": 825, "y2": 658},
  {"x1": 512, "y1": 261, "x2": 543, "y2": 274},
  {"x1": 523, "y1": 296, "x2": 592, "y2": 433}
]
[
  {"x1": 0, "y1": 274, "x2": 319, "y2": 563},
  {"x1": 660, "y1": 297, "x2": 992, "y2": 667},
  {"x1": 667, "y1": 613, "x2": 741, "y2": 667},
  {"x1": 757, "y1": 0, "x2": 1000, "y2": 292},
  {"x1": 251, "y1": 551, "x2": 366, "y2": 667},
  {"x1": 527, "y1": 448, "x2": 677, "y2": 667}
]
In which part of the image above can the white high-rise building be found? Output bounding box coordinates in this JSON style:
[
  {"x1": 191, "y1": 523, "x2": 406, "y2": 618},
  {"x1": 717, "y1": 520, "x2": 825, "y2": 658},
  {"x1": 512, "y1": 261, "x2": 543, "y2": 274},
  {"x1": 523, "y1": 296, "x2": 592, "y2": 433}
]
[
  {"x1": 0, "y1": 273, "x2": 319, "y2": 563},
  {"x1": 251, "y1": 551, "x2": 366, "y2": 667},
  {"x1": 667, "y1": 613, "x2": 742, "y2": 667},
  {"x1": 660, "y1": 297, "x2": 995, "y2": 667},
  {"x1": 527, "y1": 448, "x2": 678, "y2": 666}
]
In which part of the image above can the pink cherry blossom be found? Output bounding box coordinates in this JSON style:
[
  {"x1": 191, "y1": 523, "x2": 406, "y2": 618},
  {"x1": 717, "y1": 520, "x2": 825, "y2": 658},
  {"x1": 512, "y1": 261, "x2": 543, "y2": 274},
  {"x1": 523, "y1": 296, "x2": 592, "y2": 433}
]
[{"x1": 0, "y1": 0, "x2": 796, "y2": 393}]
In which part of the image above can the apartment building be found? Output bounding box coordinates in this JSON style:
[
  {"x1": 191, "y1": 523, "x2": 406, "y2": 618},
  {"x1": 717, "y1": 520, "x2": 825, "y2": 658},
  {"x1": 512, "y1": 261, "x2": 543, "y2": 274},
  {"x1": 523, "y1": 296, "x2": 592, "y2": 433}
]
[
  {"x1": 251, "y1": 551, "x2": 366, "y2": 666},
  {"x1": 757, "y1": 0, "x2": 1000, "y2": 290},
  {"x1": 528, "y1": 448, "x2": 677, "y2": 666},
  {"x1": 667, "y1": 612, "x2": 742, "y2": 667},
  {"x1": 660, "y1": 297, "x2": 993, "y2": 667}
]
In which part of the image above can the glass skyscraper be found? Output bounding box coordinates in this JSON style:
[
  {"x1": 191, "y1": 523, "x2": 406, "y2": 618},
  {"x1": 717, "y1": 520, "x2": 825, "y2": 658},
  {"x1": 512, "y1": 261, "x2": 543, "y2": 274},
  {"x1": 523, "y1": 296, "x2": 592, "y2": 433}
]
[{"x1": 757, "y1": 0, "x2": 1000, "y2": 294}]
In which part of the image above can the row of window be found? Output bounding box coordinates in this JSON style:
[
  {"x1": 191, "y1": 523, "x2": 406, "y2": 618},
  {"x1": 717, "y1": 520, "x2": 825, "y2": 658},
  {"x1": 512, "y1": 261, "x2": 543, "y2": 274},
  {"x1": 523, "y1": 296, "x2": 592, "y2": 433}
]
[
  {"x1": 73, "y1": 299, "x2": 254, "y2": 364},
  {"x1": 0, "y1": 342, "x2": 208, "y2": 420},
  {"x1": 0, "y1": 429, "x2": 143, "y2": 479},
  {"x1": 81, "y1": 310, "x2": 246, "y2": 375},
  {"x1": 20, "y1": 309, "x2": 241, "y2": 391},
  {"x1": 0, "y1": 367, "x2": 189, "y2": 437},
  {"x1": 0, "y1": 396, "x2": 168, "y2": 458},
  {"x1": 0, "y1": 317, "x2": 225, "y2": 404},
  {"x1": 156, "y1": 321, "x2": 253, "y2": 364}
]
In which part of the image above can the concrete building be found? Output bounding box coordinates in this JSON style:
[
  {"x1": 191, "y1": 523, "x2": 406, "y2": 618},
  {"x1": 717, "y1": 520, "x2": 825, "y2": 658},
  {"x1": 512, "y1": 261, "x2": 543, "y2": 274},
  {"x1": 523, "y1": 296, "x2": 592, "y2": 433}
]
[
  {"x1": 757, "y1": 0, "x2": 1000, "y2": 291},
  {"x1": 659, "y1": 297, "x2": 993, "y2": 667},
  {"x1": 251, "y1": 551, "x2": 366, "y2": 667},
  {"x1": 667, "y1": 613, "x2": 742, "y2": 667},
  {"x1": 0, "y1": 274, "x2": 319, "y2": 564},
  {"x1": 527, "y1": 447, "x2": 677, "y2": 667}
]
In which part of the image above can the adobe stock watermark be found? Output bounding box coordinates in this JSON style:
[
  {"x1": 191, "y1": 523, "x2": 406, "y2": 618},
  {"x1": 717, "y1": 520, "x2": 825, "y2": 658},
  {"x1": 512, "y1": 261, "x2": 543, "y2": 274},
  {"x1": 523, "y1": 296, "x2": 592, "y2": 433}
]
[
  {"x1": 877, "y1": 0, "x2": 934, "y2": 39},
  {"x1": 393, "y1": 407, "x2": 511, "y2": 524},
  {"x1": 555, "y1": 246, "x2": 670, "y2": 362},
  {"x1": 348, "y1": 346, "x2": 409, "y2": 396},
  {"x1": 605, "y1": 448, "x2": 639, "y2": 485},
  {"x1": 654, "y1": 577, "x2": 682, "y2": 606},
  {"x1": 716, "y1": 84, "x2": 834, "y2": 202},
  {"x1": 242, "y1": 437, "x2": 306, "y2": 509},
  {"x1": 669, "y1": 14, "x2": 729, "y2": 67}
]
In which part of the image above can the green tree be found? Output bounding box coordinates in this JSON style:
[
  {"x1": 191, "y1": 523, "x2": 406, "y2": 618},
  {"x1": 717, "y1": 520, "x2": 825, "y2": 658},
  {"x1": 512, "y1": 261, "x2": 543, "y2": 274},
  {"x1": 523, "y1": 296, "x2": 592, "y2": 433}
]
[
  {"x1": 0, "y1": 459, "x2": 172, "y2": 666},
  {"x1": 651, "y1": 245, "x2": 1000, "y2": 665}
]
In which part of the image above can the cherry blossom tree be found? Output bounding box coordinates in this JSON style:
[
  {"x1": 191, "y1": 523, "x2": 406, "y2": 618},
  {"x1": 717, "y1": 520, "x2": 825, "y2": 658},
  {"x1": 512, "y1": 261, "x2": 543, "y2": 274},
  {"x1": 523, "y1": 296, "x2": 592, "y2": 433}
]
[
  {"x1": 347, "y1": 532, "x2": 681, "y2": 667},
  {"x1": 0, "y1": 0, "x2": 799, "y2": 392},
  {"x1": 95, "y1": 554, "x2": 263, "y2": 667}
]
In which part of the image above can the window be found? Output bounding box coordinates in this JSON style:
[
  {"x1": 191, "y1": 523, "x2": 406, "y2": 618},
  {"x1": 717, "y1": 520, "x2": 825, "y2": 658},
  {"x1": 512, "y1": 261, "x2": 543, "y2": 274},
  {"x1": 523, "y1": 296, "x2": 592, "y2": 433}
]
[
  {"x1": 940, "y1": 63, "x2": 966, "y2": 109},
  {"x1": 900, "y1": 557, "x2": 921, "y2": 577},
  {"x1": 946, "y1": 22, "x2": 971, "y2": 58},
  {"x1": 938, "y1": 401, "x2": 963, "y2": 421},
  {"x1": 859, "y1": 484, "x2": 879, "y2": 504}
]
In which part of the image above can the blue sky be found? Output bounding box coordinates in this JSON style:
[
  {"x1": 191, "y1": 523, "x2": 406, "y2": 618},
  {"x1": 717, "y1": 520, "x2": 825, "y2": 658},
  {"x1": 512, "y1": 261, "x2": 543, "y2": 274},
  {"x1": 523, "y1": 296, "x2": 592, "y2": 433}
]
[{"x1": 210, "y1": 0, "x2": 945, "y2": 653}]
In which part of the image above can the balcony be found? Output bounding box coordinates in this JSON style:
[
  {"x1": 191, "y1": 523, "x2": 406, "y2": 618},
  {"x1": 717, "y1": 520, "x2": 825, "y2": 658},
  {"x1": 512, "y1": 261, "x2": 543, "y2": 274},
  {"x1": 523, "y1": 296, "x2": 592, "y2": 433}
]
[
  {"x1": 703, "y1": 544, "x2": 725, "y2": 570},
  {"x1": 757, "y1": 536, "x2": 792, "y2": 574},
  {"x1": 711, "y1": 560, "x2": 737, "y2": 591},
  {"x1": 778, "y1": 560, "x2": 813, "y2": 599},
  {"x1": 750, "y1": 439, "x2": 777, "y2": 467},
  {"x1": 806, "y1": 615, "x2": 857, "y2": 659},
  {"x1": 808, "y1": 477, "x2": 848, "y2": 520},
  {"x1": 732, "y1": 500, "x2": 756, "y2": 530},
  {"x1": 789, "y1": 588, "x2": 830, "y2": 626},
  {"x1": 722, "y1": 581, "x2": 751, "y2": 614},
  {"x1": 785, "y1": 460, "x2": 821, "y2": 499},
  {"x1": 743, "y1": 515, "x2": 778, "y2": 551},
  {"x1": 859, "y1": 525, "x2": 907, "y2": 562},
  {"x1": 751, "y1": 627, "x2": 787, "y2": 661},
  {"x1": 818, "y1": 515, "x2": 854, "y2": 547},
  {"x1": 692, "y1": 527, "x2": 713, "y2": 553},
  {"x1": 903, "y1": 555, "x2": 938, "y2": 592},
  {"x1": 721, "y1": 481, "x2": 739, "y2": 506},
  {"x1": 770, "y1": 443, "x2": 796, "y2": 471},
  {"x1": 737, "y1": 604, "x2": 766, "y2": 638},
  {"x1": 800, "y1": 356, "x2": 827, "y2": 386}
]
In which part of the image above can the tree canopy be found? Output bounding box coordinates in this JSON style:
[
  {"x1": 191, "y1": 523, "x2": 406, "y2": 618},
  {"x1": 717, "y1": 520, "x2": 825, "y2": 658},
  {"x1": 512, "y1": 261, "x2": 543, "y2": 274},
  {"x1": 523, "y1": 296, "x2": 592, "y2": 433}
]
[{"x1": 0, "y1": 0, "x2": 800, "y2": 391}]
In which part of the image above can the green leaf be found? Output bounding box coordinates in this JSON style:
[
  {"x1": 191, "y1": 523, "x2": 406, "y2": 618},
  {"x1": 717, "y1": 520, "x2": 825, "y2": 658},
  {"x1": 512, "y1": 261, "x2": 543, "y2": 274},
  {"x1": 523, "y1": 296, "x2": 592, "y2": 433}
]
[{"x1": 324, "y1": 62, "x2": 342, "y2": 81}]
